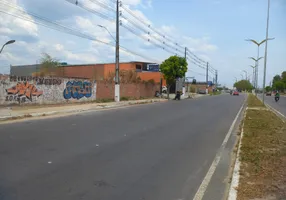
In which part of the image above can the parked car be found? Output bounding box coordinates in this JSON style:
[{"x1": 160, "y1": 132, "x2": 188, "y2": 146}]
[
  {"x1": 198, "y1": 89, "x2": 207, "y2": 94},
  {"x1": 233, "y1": 91, "x2": 239, "y2": 96},
  {"x1": 266, "y1": 91, "x2": 272, "y2": 96}
]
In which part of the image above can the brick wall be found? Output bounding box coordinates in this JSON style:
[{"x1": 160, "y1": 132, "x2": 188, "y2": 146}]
[{"x1": 96, "y1": 81, "x2": 160, "y2": 100}]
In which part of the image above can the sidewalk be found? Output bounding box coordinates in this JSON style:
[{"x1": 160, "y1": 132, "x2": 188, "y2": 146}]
[
  {"x1": 0, "y1": 93, "x2": 207, "y2": 122},
  {"x1": 0, "y1": 99, "x2": 167, "y2": 121}
]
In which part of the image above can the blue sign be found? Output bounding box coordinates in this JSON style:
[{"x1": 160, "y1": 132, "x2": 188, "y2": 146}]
[{"x1": 147, "y1": 64, "x2": 160, "y2": 72}]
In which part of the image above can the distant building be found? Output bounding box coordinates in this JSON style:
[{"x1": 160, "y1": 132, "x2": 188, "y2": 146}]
[
  {"x1": 9, "y1": 61, "x2": 167, "y2": 86},
  {"x1": 10, "y1": 64, "x2": 41, "y2": 76}
]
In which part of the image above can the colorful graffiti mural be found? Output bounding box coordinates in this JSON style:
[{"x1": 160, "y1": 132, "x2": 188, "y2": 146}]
[
  {"x1": 63, "y1": 81, "x2": 92, "y2": 99},
  {"x1": 5, "y1": 82, "x2": 43, "y2": 103}
]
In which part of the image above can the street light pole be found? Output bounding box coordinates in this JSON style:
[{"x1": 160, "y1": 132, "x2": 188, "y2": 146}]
[
  {"x1": 97, "y1": 25, "x2": 116, "y2": 41},
  {"x1": 243, "y1": 70, "x2": 248, "y2": 80},
  {"x1": 249, "y1": 56, "x2": 263, "y2": 95},
  {"x1": 245, "y1": 39, "x2": 266, "y2": 92},
  {"x1": 262, "y1": 0, "x2": 271, "y2": 105},
  {"x1": 115, "y1": 0, "x2": 120, "y2": 102},
  {"x1": 245, "y1": 37, "x2": 274, "y2": 95},
  {"x1": 0, "y1": 40, "x2": 16, "y2": 54},
  {"x1": 249, "y1": 65, "x2": 256, "y2": 86}
]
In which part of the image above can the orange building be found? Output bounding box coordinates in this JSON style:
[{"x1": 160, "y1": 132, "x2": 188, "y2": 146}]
[{"x1": 58, "y1": 61, "x2": 166, "y2": 85}]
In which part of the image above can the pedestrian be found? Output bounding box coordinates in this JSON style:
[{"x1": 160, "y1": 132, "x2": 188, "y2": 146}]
[{"x1": 174, "y1": 90, "x2": 181, "y2": 100}]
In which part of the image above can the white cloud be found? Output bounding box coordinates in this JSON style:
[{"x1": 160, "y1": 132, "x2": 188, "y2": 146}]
[
  {"x1": 122, "y1": 0, "x2": 142, "y2": 6},
  {"x1": 0, "y1": 0, "x2": 218, "y2": 78},
  {"x1": 54, "y1": 44, "x2": 64, "y2": 51},
  {"x1": 0, "y1": 0, "x2": 38, "y2": 37},
  {"x1": 182, "y1": 36, "x2": 218, "y2": 53},
  {"x1": 0, "y1": 27, "x2": 13, "y2": 35}
]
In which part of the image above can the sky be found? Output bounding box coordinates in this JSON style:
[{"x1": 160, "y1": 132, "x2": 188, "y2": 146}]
[{"x1": 0, "y1": 0, "x2": 285, "y2": 88}]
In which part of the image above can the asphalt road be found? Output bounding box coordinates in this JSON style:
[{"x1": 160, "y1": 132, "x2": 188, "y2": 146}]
[
  {"x1": 0, "y1": 94, "x2": 245, "y2": 200},
  {"x1": 263, "y1": 95, "x2": 286, "y2": 117}
]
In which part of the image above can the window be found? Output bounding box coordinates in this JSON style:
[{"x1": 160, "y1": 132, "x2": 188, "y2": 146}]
[{"x1": 136, "y1": 64, "x2": 142, "y2": 72}]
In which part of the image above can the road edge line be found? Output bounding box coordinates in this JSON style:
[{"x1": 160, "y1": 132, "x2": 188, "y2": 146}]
[
  {"x1": 227, "y1": 107, "x2": 247, "y2": 200},
  {"x1": 192, "y1": 97, "x2": 246, "y2": 200},
  {"x1": 257, "y1": 96, "x2": 286, "y2": 123}
]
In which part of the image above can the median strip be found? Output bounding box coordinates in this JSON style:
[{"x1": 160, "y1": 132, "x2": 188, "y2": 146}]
[{"x1": 229, "y1": 94, "x2": 286, "y2": 200}]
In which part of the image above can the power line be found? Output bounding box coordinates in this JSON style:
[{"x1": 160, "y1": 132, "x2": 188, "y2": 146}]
[
  {"x1": 120, "y1": 14, "x2": 184, "y2": 56},
  {"x1": 64, "y1": 0, "x2": 115, "y2": 22},
  {"x1": 87, "y1": 0, "x2": 116, "y2": 12},
  {"x1": 66, "y1": 0, "x2": 183, "y2": 56},
  {"x1": 120, "y1": 22, "x2": 179, "y2": 56},
  {"x1": 0, "y1": 2, "x2": 158, "y2": 63},
  {"x1": 188, "y1": 70, "x2": 205, "y2": 77},
  {"x1": 120, "y1": 3, "x2": 185, "y2": 50}
]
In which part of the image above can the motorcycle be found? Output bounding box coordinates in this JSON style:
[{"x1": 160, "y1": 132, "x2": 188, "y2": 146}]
[{"x1": 275, "y1": 96, "x2": 280, "y2": 102}]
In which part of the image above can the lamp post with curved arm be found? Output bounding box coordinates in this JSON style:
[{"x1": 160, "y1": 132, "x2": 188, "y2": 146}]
[
  {"x1": 245, "y1": 37, "x2": 274, "y2": 93},
  {"x1": 248, "y1": 56, "x2": 263, "y2": 94},
  {"x1": 0, "y1": 40, "x2": 15, "y2": 54},
  {"x1": 249, "y1": 65, "x2": 256, "y2": 86},
  {"x1": 243, "y1": 70, "x2": 248, "y2": 80}
]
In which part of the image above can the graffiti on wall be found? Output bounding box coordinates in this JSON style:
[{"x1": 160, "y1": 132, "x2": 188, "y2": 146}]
[
  {"x1": 5, "y1": 82, "x2": 43, "y2": 103},
  {"x1": 63, "y1": 81, "x2": 92, "y2": 99},
  {"x1": 10, "y1": 76, "x2": 62, "y2": 85}
]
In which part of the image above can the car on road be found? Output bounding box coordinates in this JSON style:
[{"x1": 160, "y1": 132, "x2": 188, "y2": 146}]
[
  {"x1": 233, "y1": 91, "x2": 239, "y2": 96},
  {"x1": 266, "y1": 91, "x2": 272, "y2": 96}
]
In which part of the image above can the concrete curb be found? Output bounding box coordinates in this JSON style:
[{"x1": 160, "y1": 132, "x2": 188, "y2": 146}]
[
  {"x1": 228, "y1": 107, "x2": 247, "y2": 200},
  {"x1": 0, "y1": 99, "x2": 167, "y2": 122},
  {"x1": 257, "y1": 96, "x2": 286, "y2": 123},
  {"x1": 264, "y1": 104, "x2": 286, "y2": 123},
  {"x1": 228, "y1": 96, "x2": 285, "y2": 199}
]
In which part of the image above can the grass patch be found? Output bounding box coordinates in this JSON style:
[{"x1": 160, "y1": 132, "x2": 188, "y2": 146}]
[
  {"x1": 210, "y1": 91, "x2": 221, "y2": 96},
  {"x1": 237, "y1": 96, "x2": 286, "y2": 200},
  {"x1": 247, "y1": 94, "x2": 265, "y2": 107},
  {"x1": 94, "y1": 98, "x2": 114, "y2": 103}
]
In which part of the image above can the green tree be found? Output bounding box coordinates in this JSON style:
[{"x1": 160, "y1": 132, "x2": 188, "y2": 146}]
[
  {"x1": 273, "y1": 81, "x2": 285, "y2": 92},
  {"x1": 281, "y1": 71, "x2": 286, "y2": 84},
  {"x1": 39, "y1": 53, "x2": 60, "y2": 76},
  {"x1": 272, "y1": 74, "x2": 281, "y2": 86},
  {"x1": 233, "y1": 80, "x2": 253, "y2": 91},
  {"x1": 265, "y1": 86, "x2": 272, "y2": 92},
  {"x1": 160, "y1": 55, "x2": 188, "y2": 98}
]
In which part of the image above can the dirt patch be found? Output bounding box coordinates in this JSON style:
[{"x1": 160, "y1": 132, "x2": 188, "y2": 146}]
[{"x1": 237, "y1": 96, "x2": 286, "y2": 200}]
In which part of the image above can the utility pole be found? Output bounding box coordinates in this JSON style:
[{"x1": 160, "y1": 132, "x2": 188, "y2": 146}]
[
  {"x1": 215, "y1": 70, "x2": 218, "y2": 85},
  {"x1": 262, "y1": 0, "x2": 271, "y2": 105},
  {"x1": 206, "y1": 62, "x2": 209, "y2": 84},
  {"x1": 182, "y1": 47, "x2": 187, "y2": 95},
  {"x1": 114, "y1": 0, "x2": 120, "y2": 102},
  {"x1": 184, "y1": 47, "x2": 187, "y2": 60}
]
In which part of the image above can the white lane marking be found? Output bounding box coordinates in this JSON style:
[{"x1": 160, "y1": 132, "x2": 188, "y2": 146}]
[
  {"x1": 257, "y1": 96, "x2": 286, "y2": 122},
  {"x1": 266, "y1": 103, "x2": 286, "y2": 117},
  {"x1": 192, "y1": 100, "x2": 246, "y2": 200},
  {"x1": 228, "y1": 108, "x2": 247, "y2": 200}
]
